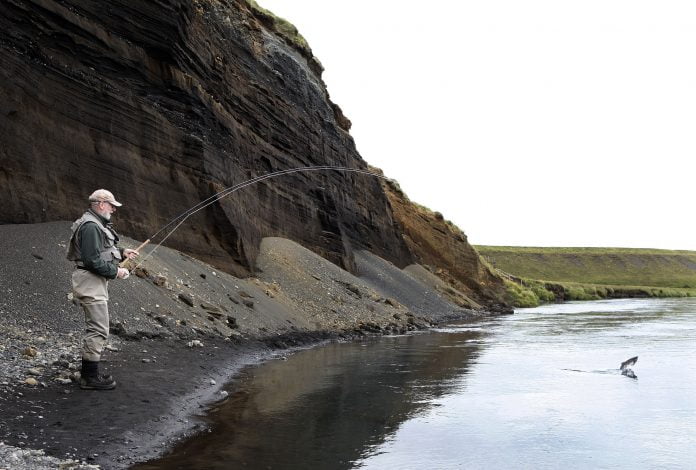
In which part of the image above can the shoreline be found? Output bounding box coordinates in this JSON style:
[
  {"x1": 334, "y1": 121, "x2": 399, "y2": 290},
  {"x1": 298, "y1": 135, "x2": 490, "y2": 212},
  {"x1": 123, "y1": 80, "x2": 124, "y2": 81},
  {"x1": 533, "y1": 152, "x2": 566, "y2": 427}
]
[
  {"x1": 0, "y1": 222, "x2": 506, "y2": 469},
  {"x1": 0, "y1": 316, "x2": 487, "y2": 469}
]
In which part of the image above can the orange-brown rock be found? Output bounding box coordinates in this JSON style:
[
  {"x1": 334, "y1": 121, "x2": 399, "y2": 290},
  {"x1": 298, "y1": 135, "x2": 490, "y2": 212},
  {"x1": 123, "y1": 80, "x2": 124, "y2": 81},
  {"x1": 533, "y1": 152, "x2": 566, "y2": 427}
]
[{"x1": 382, "y1": 179, "x2": 508, "y2": 307}]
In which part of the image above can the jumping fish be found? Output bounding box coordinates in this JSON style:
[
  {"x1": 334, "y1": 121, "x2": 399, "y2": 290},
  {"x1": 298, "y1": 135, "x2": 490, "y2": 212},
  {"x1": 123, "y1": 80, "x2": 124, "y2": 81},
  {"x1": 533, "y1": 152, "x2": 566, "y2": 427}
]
[{"x1": 620, "y1": 356, "x2": 638, "y2": 379}]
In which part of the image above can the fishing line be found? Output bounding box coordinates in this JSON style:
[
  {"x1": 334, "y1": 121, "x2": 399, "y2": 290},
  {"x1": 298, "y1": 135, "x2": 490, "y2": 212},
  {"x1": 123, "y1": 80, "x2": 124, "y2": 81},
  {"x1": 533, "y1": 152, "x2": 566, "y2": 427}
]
[{"x1": 129, "y1": 166, "x2": 394, "y2": 271}]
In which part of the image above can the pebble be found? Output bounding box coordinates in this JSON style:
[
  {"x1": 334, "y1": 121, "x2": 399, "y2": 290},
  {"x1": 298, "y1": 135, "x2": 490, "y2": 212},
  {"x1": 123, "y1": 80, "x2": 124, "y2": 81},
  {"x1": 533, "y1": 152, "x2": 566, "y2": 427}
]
[
  {"x1": 142, "y1": 358, "x2": 152, "y2": 363},
  {"x1": 27, "y1": 368, "x2": 42, "y2": 376},
  {"x1": 209, "y1": 379, "x2": 216, "y2": 385},
  {"x1": 187, "y1": 340, "x2": 203, "y2": 348},
  {"x1": 22, "y1": 347, "x2": 39, "y2": 358},
  {"x1": 24, "y1": 378, "x2": 38, "y2": 386},
  {"x1": 178, "y1": 293, "x2": 195, "y2": 307},
  {"x1": 219, "y1": 390, "x2": 228, "y2": 397}
]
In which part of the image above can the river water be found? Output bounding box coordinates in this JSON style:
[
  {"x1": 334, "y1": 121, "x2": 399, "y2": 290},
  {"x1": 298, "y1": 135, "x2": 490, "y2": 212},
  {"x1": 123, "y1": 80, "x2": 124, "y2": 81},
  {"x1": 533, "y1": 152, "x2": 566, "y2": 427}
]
[{"x1": 136, "y1": 298, "x2": 696, "y2": 469}]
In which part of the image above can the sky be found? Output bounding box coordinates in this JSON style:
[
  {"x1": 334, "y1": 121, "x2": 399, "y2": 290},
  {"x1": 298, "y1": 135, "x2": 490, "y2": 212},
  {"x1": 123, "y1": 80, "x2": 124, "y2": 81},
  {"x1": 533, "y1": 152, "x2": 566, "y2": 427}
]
[{"x1": 258, "y1": 0, "x2": 696, "y2": 250}]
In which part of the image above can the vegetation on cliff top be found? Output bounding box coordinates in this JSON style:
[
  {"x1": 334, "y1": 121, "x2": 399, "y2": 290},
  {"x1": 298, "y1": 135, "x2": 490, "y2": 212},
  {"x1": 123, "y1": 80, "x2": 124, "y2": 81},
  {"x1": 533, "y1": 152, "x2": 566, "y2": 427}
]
[{"x1": 246, "y1": 0, "x2": 323, "y2": 72}]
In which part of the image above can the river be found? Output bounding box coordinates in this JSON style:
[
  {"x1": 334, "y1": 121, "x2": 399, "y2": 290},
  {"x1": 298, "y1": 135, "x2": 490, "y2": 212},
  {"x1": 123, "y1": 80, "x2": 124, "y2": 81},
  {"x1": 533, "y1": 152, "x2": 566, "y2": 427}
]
[{"x1": 136, "y1": 298, "x2": 696, "y2": 469}]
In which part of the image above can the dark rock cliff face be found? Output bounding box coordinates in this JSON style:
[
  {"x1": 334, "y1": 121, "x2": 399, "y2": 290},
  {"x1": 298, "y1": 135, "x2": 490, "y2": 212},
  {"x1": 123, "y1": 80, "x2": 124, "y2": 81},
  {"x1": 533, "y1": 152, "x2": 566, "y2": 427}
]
[
  {"x1": 0, "y1": 0, "x2": 410, "y2": 276},
  {"x1": 0, "y1": 0, "x2": 508, "y2": 305}
]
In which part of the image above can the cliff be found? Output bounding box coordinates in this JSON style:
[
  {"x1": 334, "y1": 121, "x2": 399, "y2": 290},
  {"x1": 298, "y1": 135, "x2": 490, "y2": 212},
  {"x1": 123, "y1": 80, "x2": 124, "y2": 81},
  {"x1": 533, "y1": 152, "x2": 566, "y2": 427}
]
[
  {"x1": 384, "y1": 179, "x2": 507, "y2": 306},
  {"x1": 0, "y1": 0, "x2": 507, "y2": 305}
]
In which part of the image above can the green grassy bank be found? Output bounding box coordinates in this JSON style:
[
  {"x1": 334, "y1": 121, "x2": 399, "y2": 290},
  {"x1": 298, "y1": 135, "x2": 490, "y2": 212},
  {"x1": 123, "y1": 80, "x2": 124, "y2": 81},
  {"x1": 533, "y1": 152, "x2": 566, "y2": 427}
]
[{"x1": 475, "y1": 246, "x2": 696, "y2": 307}]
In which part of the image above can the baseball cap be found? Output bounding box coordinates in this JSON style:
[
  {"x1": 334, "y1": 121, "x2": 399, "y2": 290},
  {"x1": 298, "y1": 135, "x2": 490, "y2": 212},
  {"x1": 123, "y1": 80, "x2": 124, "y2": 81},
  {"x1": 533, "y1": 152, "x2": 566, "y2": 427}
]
[{"x1": 88, "y1": 189, "x2": 123, "y2": 207}]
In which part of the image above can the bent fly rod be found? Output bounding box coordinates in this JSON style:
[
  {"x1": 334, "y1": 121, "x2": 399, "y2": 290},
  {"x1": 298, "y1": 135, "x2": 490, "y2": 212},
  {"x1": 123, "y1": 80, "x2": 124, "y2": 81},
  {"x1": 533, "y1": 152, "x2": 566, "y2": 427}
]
[{"x1": 124, "y1": 165, "x2": 395, "y2": 272}]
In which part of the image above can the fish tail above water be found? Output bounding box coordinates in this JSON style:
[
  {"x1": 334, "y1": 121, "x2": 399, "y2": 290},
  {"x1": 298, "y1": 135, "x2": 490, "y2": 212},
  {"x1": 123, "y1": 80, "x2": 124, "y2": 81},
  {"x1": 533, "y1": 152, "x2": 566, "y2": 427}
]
[{"x1": 620, "y1": 356, "x2": 638, "y2": 371}]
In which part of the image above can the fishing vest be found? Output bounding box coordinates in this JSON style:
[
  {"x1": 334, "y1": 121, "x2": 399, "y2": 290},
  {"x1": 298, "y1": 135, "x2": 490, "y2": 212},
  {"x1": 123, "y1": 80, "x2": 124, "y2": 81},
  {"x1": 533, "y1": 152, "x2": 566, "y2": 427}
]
[{"x1": 66, "y1": 210, "x2": 123, "y2": 265}]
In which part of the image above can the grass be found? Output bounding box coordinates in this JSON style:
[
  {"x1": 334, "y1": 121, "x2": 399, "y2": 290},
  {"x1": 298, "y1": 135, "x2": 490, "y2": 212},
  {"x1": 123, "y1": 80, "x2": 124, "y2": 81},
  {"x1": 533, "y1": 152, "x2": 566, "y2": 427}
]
[
  {"x1": 477, "y1": 246, "x2": 696, "y2": 307},
  {"x1": 475, "y1": 246, "x2": 696, "y2": 289},
  {"x1": 502, "y1": 277, "x2": 696, "y2": 308},
  {"x1": 246, "y1": 1, "x2": 314, "y2": 58}
]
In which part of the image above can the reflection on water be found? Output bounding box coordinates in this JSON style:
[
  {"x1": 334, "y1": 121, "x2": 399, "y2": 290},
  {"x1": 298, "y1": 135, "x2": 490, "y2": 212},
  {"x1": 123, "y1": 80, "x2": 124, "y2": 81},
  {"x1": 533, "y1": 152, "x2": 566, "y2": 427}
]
[
  {"x1": 135, "y1": 328, "x2": 488, "y2": 470},
  {"x1": 137, "y1": 298, "x2": 696, "y2": 470}
]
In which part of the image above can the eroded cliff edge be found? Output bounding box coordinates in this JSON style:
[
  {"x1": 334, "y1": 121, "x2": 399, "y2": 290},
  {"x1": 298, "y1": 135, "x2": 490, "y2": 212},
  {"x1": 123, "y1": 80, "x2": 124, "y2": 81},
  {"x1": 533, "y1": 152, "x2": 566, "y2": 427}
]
[{"x1": 0, "y1": 0, "x2": 507, "y2": 304}]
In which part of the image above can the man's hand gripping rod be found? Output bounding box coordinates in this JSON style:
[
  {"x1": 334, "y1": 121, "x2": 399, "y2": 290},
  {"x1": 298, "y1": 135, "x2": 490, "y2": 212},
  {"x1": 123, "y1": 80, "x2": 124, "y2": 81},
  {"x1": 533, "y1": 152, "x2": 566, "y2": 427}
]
[{"x1": 119, "y1": 239, "x2": 150, "y2": 269}]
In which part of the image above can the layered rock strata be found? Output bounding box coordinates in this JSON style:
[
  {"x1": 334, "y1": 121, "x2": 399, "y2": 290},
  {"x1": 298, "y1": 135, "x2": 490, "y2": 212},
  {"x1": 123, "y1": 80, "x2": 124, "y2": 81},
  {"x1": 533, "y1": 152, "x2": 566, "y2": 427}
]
[
  {"x1": 0, "y1": 0, "x2": 507, "y2": 305},
  {"x1": 0, "y1": 0, "x2": 410, "y2": 276}
]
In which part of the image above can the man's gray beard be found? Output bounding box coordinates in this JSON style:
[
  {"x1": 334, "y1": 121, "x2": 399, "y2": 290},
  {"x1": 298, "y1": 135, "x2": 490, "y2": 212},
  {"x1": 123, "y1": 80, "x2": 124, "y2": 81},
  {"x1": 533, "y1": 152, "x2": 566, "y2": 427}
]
[{"x1": 95, "y1": 209, "x2": 111, "y2": 220}]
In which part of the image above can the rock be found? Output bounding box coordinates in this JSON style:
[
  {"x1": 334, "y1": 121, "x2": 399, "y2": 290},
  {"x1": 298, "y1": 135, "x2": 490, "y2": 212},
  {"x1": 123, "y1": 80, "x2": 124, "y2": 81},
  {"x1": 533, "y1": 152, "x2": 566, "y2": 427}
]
[
  {"x1": 219, "y1": 390, "x2": 228, "y2": 398},
  {"x1": 134, "y1": 267, "x2": 150, "y2": 279},
  {"x1": 142, "y1": 358, "x2": 152, "y2": 363},
  {"x1": 187, "y1": 340, "x2": 203, "y2": 348},
  {"x1": 227, "y1": 295, "x2": 239, "y2": 305},
  {"x1": 226, "y1": 316, "x2": 238, "y2": 329},
  {"x1": 209, "y1": 379, "x2": 216, "y2": 385},
  {"x1": 27, "y1": 368, "x2": 42, "y2": 376},
  {"x1": 55, "y1": 378, "x2": 72, "y2": 385},
  {"x1": 155, "y1": 315, "x2": 177, "y2": 329},
  {"x1": 24, "y1": 378, "x2": 38, "y2": 386},
  {"x1": 311, "y1": 274, "x2": 321, "y2": 281},
  {"x1": 178, "y1": 293, "x2": 195, "y2": 307},
  {"x1": 31, "y1": 252, "x2": 44, "y2": 260},
  {"x1": 22, "y1": 346, "x2": 39, "y2": 357},
  {"x1": 238, "y1": 291, "x2": 253, "y2": 299},
  {"x1": 110, "y1": 321, "x2": 127, "y2": 337},
  {"x1": 242, "y1": 300, "x2": 254, "y2": 309},
  {"x1": 343, "y1": 283, "x2": 362, "y2": 298},
  {"x1": 152, "y1": 275, "x2": 168, "y2": 287},
  {"x1": 200, "y1": 301, "x2": 222, "y2": 314},
  {"x1": 0, "y1": 0, "x2": 424, "y2": 283},
  {"x1": 200, "y1": 273, "x2": 207, "y2": 279}
]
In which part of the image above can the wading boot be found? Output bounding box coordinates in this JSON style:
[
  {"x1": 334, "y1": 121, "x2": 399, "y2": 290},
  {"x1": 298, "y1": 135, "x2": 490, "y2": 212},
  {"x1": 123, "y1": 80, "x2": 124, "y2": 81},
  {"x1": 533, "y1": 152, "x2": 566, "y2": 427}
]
[{"x1": 80, "y1": 359, "x2": 116, "y2": 390}]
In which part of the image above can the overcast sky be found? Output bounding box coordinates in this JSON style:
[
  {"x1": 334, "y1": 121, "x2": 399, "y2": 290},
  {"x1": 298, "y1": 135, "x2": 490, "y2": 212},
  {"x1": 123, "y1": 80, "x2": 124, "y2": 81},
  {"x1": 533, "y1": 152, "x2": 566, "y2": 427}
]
[{"x1": 258, "y1": 0, "x2": 695, "y2": 250}]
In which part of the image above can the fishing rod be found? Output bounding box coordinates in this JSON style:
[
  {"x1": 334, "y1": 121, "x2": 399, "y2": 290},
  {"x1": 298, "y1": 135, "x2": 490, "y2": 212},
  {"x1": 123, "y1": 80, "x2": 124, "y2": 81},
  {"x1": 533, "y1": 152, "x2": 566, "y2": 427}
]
[{"x1": 126, "y1": 165, "x2": 395, "y2": 271}]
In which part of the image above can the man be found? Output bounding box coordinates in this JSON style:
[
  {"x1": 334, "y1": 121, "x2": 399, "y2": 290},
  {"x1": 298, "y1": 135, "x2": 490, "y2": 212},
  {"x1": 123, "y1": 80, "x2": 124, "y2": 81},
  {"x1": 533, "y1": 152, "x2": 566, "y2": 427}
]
[{"x1": 66, "y1": 189, "x2": 138, "y2": 390}]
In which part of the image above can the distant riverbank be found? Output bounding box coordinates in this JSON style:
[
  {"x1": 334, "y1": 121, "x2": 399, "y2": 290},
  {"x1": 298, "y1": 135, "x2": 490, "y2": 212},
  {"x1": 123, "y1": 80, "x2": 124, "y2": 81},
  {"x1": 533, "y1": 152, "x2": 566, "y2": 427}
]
[{"x1": 475, "y1": 246, "x2": 696, "y2": 307}]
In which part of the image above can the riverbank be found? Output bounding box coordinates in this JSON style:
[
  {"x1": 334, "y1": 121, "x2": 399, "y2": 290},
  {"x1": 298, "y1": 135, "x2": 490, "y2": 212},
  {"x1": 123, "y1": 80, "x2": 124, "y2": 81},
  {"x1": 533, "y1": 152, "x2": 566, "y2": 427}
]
[
  {"x1": 0, "y1": 221, "x2": 505, "y2": 469},
  {"x1": 475, "y1": 245, "x2": 696, "y2": 307},
  {"x1": 476, "y1": 246, "x2": 696, "y2": 288}
]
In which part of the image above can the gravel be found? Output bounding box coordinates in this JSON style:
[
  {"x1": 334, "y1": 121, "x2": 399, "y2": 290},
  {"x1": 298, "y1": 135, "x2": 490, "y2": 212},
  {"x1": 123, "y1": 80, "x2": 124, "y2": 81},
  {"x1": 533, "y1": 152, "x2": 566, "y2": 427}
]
[{"x1": 0, "y1": 442, "x2": 100, "y2": 470}]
